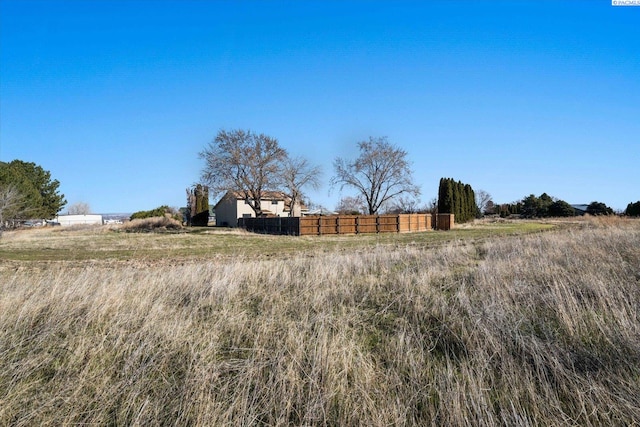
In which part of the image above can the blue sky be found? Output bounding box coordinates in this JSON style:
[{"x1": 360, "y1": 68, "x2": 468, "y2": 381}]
[{"x1": 1, "y1": 0, "x2": 638, "y2": 214}]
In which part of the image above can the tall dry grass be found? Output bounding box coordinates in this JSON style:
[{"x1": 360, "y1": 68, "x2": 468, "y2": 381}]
[{"x1": 1, "y1": 218, "x2": 639, "y2": 425}]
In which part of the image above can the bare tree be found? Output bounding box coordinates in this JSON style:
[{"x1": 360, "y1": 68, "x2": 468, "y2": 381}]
[
  {"x1": 335, "y1": 195, "x2": 367, "y2": 215},
  {"x1": 331, "y1": 137, "x2": 420, "y2": 215},
  {"x1": 387, "y1": 195, "x2": 421, "y2": 214},
  {"x1": 281, "y1": 156, "x2": 322, "y2": 217},
  {"x1": 475, "y1": 190, "x2": 493, "y2": 216},
  {"x1": 67, "y1": 202, "x2": 92, "y2": 215},
  {"x1": 0, "y1": 184, "x2": 25, "y2": 229},
  {"x1": 200, "y1": 129, "x2": 288, "y2": 216},
  {"x1": 425, "y1": 197, "x2": 438, "y2": 214}
]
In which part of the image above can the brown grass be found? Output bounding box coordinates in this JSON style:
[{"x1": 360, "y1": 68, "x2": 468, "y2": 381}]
[
  {"x1": 1, "y1": 218, "x2": 639, "y2": 425},
  {"x1": 119, "y1": 216, "x2": 183, "y2": 232}
]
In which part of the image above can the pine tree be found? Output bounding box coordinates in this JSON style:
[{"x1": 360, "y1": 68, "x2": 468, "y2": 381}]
[
  {"x1": 436, "y1": 177, "x2": 479, "y2": 223},
  {"x1": 187, "y1": 184, "x2": 210, "y2": 226},
  {"x1": 626, "y1": 201, "x2": 640, "y2": 217}
]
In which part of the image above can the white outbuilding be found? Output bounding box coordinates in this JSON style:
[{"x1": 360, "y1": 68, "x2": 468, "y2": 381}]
[{"x1": 54, "y1": 214, "x2": 103, "y2": 226}]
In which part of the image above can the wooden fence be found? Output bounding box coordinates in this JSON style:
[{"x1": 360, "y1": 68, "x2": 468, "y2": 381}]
[{"x1": 239, "y1": 213, "x2": 454, "y2": 236}]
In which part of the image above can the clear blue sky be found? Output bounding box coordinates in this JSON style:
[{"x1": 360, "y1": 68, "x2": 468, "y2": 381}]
[{"x1": 1, "y1": 0, "x2": 638, "y2": 214}]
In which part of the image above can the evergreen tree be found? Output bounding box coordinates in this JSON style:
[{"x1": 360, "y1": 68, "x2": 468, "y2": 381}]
[
  {"x1": 452, "y1": 180, "x2": 459, "y2": 220},
  {"x1": 537, "y1": 193, "x2": 553, "y2": 217},
  {"x1": 436, "y1": 177, "x2": 478, "y2": 223},
  {"x1": 548, "y1": 200, "x2": 575, "y2": 217},
  {"x1": 191, "y1": 184, "x2": 210, "y2": 226},
  {"x1": 464, "y1": 184, "x2": 477, "y2": 220},
  {"x1": 521, "y1": 194, "x2": 539, "y2": 218},
  {"x1": 0, "y1": 160, "x2": 66, "y2": 219},
  {"x1": 437, "y1": 178, "x2": 454, "y2": 214},
  {"x1": 586, "y1": 201, "x2": 613, "y2": 216},
  {"x1": 625, "y1": 201, "x2": 640, "y2": 217}
]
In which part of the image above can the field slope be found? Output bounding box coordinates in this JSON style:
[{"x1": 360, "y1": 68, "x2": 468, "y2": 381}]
[{"x1": 1, "y1": 218, "x2": 639, "y2": 425}]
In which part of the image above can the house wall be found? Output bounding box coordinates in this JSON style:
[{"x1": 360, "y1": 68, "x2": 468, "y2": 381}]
[
  {"x1": 260, "y1": 199, "x2": 287, "y2": 216},
  {"x1": 214, "y1": 197, "x2": 240, "y2": 227}
]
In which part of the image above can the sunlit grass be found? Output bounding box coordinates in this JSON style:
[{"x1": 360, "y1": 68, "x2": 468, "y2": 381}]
[
  {"x1": 1, "y1": 217, "x2": 638, "y2": 425},
  {"x1": 0, "y1": 219, "x2": 554, "y2": 263}
]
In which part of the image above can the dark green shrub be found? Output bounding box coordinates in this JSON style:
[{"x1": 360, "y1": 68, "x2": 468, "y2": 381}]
[
  {"x1": 130, "y1": 206, "x2": 181, "y2": 221},
  {"x1": 625, "y1": 201, "x2": 640, "y2": 217},
  {"x1": 587, "y1": 201, "x2": 614, "y2": 216},
  {"x1": 549, "y1": 200, "x2": 575, "y2": 217}
]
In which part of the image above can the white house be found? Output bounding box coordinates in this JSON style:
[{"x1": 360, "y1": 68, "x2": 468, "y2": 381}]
[
  {"x1": 55, "y1": 214, "x2": 103, "y2": 226},
  {"x1": 213, "y1": 191, "x2": 306, "y2": 227}
]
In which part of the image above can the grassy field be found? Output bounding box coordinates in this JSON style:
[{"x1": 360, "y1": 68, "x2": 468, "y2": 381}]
[
  {"x1": 1, "y1": 217, "x2": 639, "y2": 425},
  {"x1": 0, "y1": 219, "x2": 554, "y2": 264}
]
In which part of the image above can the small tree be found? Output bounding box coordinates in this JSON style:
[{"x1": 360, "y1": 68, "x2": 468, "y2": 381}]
[
  {"x1": 587, "y1": 201, "x2": 613, "y2": 216},
  {"x1": 387, "y1": 195, "x2": 421, "y2": 214},
  {"x1": 0, "y1": 184, "x2": 24, "y2": 228},
  {"x1": 67, "y1": 202, "x2": 92, "y2": 215},
  {"x1": 335, "y1": 195, "x2": 367, "y2": 215},
  {"x1": 475, "y1": 189, "x2": 493, "y2": 217},
  {"x1": 548, "y1": 200, "x2": 575, "y2": 217},
  {"x1": 331, "y1": 137, "x2": 419, "y2": 215},
  {"x1": 185, "y1": 185, "x2": 210, "y2": 226},
  {"x1": 523, "y1": 193, "x2": 553, "y2": 218},
  {"x1": 281, "y1": 156, "x2": 321, "y2": 217},
  {"x1": 193, "y1": 184, "x2": 210, "y2": 226},
  {"x1": 625, "y1": 201, "x2": 640, "y2": 217},
  {"x1": 484, "y1": 200, "x2": 496, "y2": 215}
]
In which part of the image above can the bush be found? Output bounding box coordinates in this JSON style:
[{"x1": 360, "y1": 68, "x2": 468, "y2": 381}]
[
  {"x1": 120, "y1": 216, "x2": 182, "y2": 232},
  {"x1": 130, "y1": 206, "x2": 181, "y2": 221},
  {"x1": 548, "y1": 200, "x2": 575, "y2": 217},
  {"x1": 587, "y1": 201, "x2": 614, "y2": 216},
  {"x1": 625, "y1": 201, "x2": 640, "y2": 217}
]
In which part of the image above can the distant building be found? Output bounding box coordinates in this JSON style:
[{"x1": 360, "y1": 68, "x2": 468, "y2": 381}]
[
  {"x1": 304, "y1": 207, "x2": 338, "y2": 216},
  {"x1": 55, "y1": 214, "x2": 103, "y2": 226},
  {"x1": 570, "y1": 204, "x2": 589, "y2": 216}
]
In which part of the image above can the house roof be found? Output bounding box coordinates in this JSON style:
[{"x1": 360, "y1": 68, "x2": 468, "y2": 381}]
[
  {"x1": 570, "y1": 204, "x2": 589, "y2": 213},
  {"x1": 213, "y1": 190, "x2": 308, "y2": 211},
  {"x1": 226, "y1": 190, "x2": 289, "y2": 201},
  {"x1": 305, "y1": 208, "x2": 337, "y2": 216}
]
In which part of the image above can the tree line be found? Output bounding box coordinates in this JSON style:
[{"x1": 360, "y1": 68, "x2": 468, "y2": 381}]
[
  {"x1": 491, "y1": 194, "x2": 622, "y2": 218},
  {"x1": 2, "y1": 130, "x2": 640, "y2": 229}
]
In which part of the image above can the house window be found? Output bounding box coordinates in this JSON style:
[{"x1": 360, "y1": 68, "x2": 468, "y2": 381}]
[{"x1": 271, "y1": 200, "x2": 278, "y2": 205}]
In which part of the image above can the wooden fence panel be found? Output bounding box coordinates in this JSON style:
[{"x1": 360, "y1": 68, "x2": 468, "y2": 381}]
[
  {"x1": 320, "y1": 216, "x2": 338, "y2": 234},
  {"x1": 239, "y1": 213, "x2": 452, "y2": 235},
  {"x1": 378, "y1": 215, "x2": 399, "y2": 233},
  {"x1": 299, "y1": 217, "x2": 318, "y2": 235},
  {"x1": 357, "y1": 216, "x2": 376, "y2": 233},
  {"x1": 338, "y1": 215, "x2": 357, "y2": 234},
  {"x1": 435, "y1": 213, "x2": 454, "y2": 230}
]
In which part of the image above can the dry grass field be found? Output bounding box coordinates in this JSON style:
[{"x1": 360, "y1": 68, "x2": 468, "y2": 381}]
[{"x1": 1, "y1": 217, "x2": 639, "y2": 425}]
